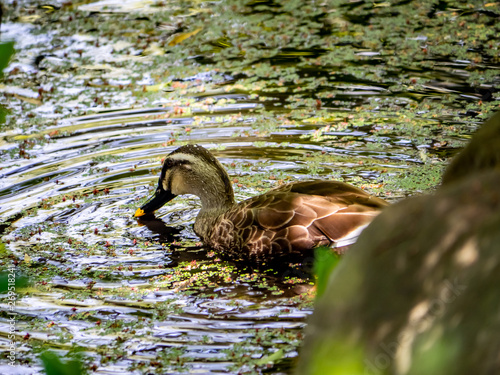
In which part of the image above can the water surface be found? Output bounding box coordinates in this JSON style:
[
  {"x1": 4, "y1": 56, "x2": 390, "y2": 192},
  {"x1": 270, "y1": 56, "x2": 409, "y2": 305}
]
[{"x1": 0, "y1": 0, "x2": 498, "y2": 373}]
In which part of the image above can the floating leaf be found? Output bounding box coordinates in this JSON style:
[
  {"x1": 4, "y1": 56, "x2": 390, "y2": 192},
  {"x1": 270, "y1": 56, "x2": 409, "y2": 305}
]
[
  {"x1": 168, "y1": 28, "x2": 202, "y2": 46},
  {"x1": 80, "y1": 64, "x2": 114, "y2": 71},
  {"x1": 14, "y1": 93, "x2": 42, "y2": 105},
  {"x1": 185, "y1": 8, "x2": 213, "y2": 17},
  {"x1": 112, "y1": 40, "x2": 133, "y2": 52},
  {"x1": 256, "y1": 348, "x2": 284, "y2": 365},
  {"x1": 18, "y1": 15, "x2": 42, "y2": 23},
  {"x1": 143, "y1": 42, "x2": 165, "y2": 56},
  {"x1": 40, "y1": 5, "x2": 59, "y2": 13},
  {"x1": 145, "y1": 82, "x2": 168, "y2": 92}
]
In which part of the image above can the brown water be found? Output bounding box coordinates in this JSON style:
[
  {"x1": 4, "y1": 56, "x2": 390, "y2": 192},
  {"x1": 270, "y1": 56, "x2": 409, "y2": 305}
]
[{"x1": 0, "y1": 0, "x2": 498, "y2": 373}]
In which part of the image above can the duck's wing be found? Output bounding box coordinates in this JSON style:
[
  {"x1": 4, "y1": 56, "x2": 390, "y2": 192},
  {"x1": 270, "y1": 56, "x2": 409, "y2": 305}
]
[
  {"x1": 217, "y1": 182, "x2": 387, "y2": 259},
  {"x1": 272, "y1": 180, "x2": 389, "y2": 209}
]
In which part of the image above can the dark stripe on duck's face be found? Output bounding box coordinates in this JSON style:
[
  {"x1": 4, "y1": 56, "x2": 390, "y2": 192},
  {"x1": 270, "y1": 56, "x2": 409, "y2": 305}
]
[{"x1": 165, "y1": 169, "x2": 174, "y2": 192}]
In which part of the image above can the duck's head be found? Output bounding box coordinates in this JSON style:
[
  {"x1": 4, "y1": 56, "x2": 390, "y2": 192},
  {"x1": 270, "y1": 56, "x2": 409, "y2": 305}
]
[{"x1": 134, "y1": 144, "x2": 235, "y2": 217}]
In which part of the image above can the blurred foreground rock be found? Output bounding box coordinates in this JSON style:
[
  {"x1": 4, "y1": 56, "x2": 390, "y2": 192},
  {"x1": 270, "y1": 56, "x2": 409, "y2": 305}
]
[
  {"x1": 297, "y1": 112, "x2": 500, "y2": 375},
  {"x1": 442, "y1": 111, "x2": 500, "y2": 184}
]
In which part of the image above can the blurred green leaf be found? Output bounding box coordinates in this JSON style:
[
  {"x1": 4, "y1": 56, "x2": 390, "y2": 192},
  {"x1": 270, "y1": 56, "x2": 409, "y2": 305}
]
[
  {"x1": 0, "y1": 41, "x2": 15, "y2": 127},
  {"x1": 314, "y1": 247, "x2": 340, "y2": 298},
  {"x1": 0, "y1": 272, "x2": 30, "y2": 293},
  {"x1": 0, "y1": 242, "x2": 30, "y2": 292},
  {"x1": 0, "y1": 106, "x2": 8, "y2": 124},
  {"x1": 309, "y1": 339, "x2": 365, "y2": 375},
  {"x1": 408, "y1": 334, "x2": 460, "y2": 375},
  {"x1": 40, "y1": 351, "x2": 83, "y2": 375},
  {"x1": 0, "y1": 41, "x2": 15, "y2": 77}
]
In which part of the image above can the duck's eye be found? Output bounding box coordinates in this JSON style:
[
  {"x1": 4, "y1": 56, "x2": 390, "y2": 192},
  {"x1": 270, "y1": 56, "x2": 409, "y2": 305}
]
[{"x1": 163, "y1": 159, "x2": 173, "y2": 167}]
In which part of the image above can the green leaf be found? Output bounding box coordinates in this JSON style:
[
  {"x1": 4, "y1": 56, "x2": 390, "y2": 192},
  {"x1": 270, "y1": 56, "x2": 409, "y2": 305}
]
[
  {"x1": 309, "y1": 339, "x2": 365, "y2": 375},
  {"x1": 0, "y1": 243, "x2": 30, "y2": 293},
  {"x1": 0, "y1": 273, "x2": 30, "y2": 293},
  {"x1": 0, "y1": 41, "x2": 15, "y2": 127},
  {"x1": 40, "y1": 351, "x2": 83, "y2": 375},
  {"x1": 256, "y1": 348, "x2": 284, "y2": 366},
  {"x1": 0, "y1": 41, "x2": 15, "y2": 77},
  {"x1": 0, "y1": 106, "x2": 9, "y2": 125},
  {"x1": 313, "y1": 247, "x2": 340, "y2": 298}
]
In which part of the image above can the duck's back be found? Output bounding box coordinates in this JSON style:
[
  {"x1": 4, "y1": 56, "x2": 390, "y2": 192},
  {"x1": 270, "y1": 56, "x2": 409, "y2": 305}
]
[{"x1": 206, "y1": 181, "x2": 388, "y2": 262}]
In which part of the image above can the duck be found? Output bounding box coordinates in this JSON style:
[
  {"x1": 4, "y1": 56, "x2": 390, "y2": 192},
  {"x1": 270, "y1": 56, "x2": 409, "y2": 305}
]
[{"x1": 134, "y1": 144, "x2": 388, "y2": 263}]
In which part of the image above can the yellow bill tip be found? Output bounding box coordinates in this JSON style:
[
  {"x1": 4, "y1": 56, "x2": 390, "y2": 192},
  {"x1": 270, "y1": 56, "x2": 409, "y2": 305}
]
[{"x1": 134, "y1": 208, "x2": 146, "y2": 217}]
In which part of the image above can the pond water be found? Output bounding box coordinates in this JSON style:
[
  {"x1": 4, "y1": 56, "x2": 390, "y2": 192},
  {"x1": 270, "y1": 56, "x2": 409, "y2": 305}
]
[{"x1": 0, "y1": 0, "x2": 498, "y2": 373}]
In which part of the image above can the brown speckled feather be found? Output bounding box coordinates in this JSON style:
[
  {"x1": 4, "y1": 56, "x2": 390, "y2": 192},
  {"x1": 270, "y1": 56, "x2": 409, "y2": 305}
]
[{"x1": 204, "y1": 181, "x2": 388, "y2": 262}]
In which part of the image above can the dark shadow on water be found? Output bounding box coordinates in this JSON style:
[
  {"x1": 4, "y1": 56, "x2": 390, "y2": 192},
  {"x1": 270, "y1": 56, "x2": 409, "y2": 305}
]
[{"x1": 137, "y1": 214, "x2": 182, "y2": 244}]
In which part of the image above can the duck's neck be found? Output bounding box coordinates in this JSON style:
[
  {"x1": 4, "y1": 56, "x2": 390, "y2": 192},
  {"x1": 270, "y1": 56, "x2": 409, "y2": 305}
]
[
  {"x1": 191, "y1": 168, "x2": 236, "y2": 239},
  {"x1": 191, "y1": 167, "x2": 235, "y2": 209},
  {"x1": 194, "y1": 204, "x2": 232, "y2": 241},
  {"x1": 197, "y1": 186, "x2": 235, "y2": 211},
  {"x1": 194, "y1": 198, "x2": 235, "y2": 241}
]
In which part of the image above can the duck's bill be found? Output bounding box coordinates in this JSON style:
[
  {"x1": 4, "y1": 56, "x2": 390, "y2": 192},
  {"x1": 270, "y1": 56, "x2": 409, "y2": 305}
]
[{"x1": 134, "y1": 189, "x2": 176, "y2": 217}]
